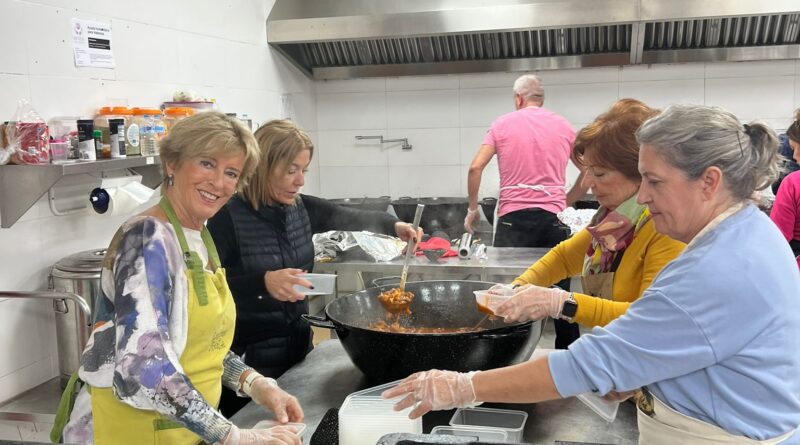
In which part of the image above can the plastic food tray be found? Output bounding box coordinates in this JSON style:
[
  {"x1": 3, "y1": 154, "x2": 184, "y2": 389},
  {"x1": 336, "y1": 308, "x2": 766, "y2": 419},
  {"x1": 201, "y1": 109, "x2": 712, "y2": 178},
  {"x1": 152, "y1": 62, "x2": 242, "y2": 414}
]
[
  {"x1": 340, "y1": 380, "x2": 422, "y2": 445},
  {"x1": 252, "y1": 420, "x2": 307, "y2": 438},
  {"x1": 576, "y1": 392, "x2": 620, "y2": 422},
  {"x1": 293, "y1": 273, "x2": 336, "y2": 295},
  {"x1": 431, "y1": 425, "x2": 510, "y2": 442},
  {"x1": 449, "y1": 407, "x2": 528, "y2": 442}
]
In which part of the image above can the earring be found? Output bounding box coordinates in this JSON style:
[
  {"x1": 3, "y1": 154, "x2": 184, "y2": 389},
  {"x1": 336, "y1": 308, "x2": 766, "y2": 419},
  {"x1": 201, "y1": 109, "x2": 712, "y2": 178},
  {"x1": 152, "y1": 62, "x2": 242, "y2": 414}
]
[{"x1": 166, "y1": 174, "x2": 174, "y2": 187}]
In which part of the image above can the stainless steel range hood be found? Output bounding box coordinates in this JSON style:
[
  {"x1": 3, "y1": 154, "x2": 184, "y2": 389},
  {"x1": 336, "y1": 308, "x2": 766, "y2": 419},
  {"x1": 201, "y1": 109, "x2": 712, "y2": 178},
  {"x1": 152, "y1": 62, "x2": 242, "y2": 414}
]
[{"x1": 267, "y1": 0, "x2": 800, "y2": 80}]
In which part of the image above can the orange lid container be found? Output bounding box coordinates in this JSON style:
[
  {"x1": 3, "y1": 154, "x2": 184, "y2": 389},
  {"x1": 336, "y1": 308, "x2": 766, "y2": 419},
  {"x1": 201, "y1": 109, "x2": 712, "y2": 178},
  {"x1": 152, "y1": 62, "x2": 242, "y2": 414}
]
[
  {"x1": 131, "y1": 108, "x2": 162, "y2": 116},
  {"x1": 163, "y1": 107, "x2": 195, "y2": 117},
  {"x1": 98, "y1": 106, "x2": 132, "y2": 115}
]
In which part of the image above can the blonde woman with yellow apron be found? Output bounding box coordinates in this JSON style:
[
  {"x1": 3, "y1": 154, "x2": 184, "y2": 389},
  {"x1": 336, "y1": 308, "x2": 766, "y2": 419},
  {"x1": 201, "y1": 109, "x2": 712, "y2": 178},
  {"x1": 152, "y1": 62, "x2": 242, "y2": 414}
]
[{"x1": 51, "y1": 112, "x2": 302, "y2": 445}]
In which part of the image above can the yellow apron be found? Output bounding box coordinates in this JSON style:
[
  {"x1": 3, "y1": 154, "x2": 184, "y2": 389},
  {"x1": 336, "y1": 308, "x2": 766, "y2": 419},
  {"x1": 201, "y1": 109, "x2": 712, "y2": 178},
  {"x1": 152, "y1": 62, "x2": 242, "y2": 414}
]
[
  {"x1": 91, "y1": 198, "x2": 236, "y2": 445},
  {"x1": 637, "y1": 391, "x2": 795, "y2": 445}
]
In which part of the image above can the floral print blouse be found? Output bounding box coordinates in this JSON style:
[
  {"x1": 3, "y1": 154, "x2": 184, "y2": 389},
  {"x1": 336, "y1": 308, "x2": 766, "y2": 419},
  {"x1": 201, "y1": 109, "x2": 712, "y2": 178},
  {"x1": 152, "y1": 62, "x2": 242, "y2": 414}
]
[{"x1": 63, "y1": 216, "x2": 250, "y2": 444}]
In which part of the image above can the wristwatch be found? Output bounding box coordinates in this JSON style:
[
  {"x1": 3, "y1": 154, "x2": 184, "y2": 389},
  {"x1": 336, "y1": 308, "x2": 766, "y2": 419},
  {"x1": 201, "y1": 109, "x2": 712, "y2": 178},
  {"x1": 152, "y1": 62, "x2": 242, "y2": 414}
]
[{"x1": 560, "y1": 292, "x2": 578, "y2": 322}]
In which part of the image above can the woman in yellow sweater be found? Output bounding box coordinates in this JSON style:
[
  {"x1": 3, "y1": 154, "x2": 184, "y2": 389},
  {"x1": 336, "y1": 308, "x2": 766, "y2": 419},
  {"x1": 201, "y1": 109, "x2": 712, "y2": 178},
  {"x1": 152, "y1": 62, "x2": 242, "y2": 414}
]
[{"x1": 496, "y1": 99, "x2": 685, "y2": 328}]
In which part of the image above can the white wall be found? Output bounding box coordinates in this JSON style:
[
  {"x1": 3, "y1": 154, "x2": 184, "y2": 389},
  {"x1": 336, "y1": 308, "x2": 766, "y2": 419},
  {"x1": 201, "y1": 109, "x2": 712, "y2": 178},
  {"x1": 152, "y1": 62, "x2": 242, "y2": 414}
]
[
  {"x1": 0, "y1": 0, "x2": 315, "y2": 403},
  {"x1": 312, "y1": 60, "x2": 800, "y2": 201}
]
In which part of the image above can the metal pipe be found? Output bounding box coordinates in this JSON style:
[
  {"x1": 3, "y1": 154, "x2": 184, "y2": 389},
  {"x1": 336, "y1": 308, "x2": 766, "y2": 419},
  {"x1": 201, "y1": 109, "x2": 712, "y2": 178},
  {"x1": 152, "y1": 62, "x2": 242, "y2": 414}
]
[
  {"x1": 354, "y1": 135, "x2": 412, "y2": 150},
  {"x1": 0, "y1": 291, "x2": 91, "y2": 318}
]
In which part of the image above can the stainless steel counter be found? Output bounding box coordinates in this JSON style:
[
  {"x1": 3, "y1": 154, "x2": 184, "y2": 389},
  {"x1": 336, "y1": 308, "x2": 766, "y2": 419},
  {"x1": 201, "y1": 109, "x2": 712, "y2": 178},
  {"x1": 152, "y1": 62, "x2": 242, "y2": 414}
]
[
  {"x1": 231, "y1": 340, "x2": 639, "y2": 444},
  {"x1": 314, "y1": 247, "x2": 549, "y2": 281}
]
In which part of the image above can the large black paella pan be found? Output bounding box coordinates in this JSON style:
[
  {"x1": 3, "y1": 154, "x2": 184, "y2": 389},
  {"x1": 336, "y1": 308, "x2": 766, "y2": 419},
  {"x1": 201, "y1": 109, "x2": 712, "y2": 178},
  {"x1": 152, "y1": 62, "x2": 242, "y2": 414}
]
[{"x1": 303, "y1": 280, "x2": 542, "y2": 383}]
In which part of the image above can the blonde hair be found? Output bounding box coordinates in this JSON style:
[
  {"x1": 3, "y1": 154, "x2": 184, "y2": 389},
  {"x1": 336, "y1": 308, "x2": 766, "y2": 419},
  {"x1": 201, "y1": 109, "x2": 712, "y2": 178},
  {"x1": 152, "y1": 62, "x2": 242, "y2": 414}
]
[
  {"x1": 159, "y1": 111, "x2": 260, "y2": 192},
  {"x1": 242, "y1": 119, "x2": 314, "y2": 209}
]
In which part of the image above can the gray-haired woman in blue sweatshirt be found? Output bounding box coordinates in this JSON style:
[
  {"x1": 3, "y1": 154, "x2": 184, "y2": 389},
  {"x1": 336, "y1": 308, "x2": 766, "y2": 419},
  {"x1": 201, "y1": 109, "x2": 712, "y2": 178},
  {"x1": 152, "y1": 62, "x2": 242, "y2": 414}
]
[{"x1": 384, "y1": 104, "x2": 800, "y2": 445}]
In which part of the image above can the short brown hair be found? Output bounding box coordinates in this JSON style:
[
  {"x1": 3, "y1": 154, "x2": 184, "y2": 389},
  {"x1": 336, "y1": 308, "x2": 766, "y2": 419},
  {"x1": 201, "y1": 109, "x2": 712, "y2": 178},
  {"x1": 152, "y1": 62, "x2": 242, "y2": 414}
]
[
  {"x1": 159, "y1": 111, "x2": 260, "y2": 192},
  {"x1": 242, "y1": 119, "x2": 314, "y2": 209},
  {"x1": 572, "y1": 98, "x2": 658, "y2": 181}
]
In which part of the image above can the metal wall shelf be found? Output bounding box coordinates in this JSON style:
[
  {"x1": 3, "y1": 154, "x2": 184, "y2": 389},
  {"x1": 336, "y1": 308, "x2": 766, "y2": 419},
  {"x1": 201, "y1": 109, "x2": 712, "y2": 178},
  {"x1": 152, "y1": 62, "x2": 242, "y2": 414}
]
[{"x1": 0, "y1": 156, "x2": 162, "y2": 228}]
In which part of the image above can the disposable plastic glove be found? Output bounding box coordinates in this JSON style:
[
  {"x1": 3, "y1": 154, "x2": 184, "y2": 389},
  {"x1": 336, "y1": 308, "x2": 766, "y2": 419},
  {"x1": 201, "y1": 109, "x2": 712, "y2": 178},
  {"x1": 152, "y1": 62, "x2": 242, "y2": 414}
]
[
  {"x1": 222, "y1": 424, "x2": 301, "y2": 445},
  {"x1": 464, "y1": 208, "x2": 480, "y2": 234},
  {"x1": 487, "y1": 283, "x2": 515, "y2": 295},
  {"x1": 246, "y1": 376, "x2": 304, "y2": 423},
  {"x1": 381, "y1": 369, "x2": 480, "y2": 419},
  {"x1": 494, "y1": 285, "x2": 569, "y2": 322}
]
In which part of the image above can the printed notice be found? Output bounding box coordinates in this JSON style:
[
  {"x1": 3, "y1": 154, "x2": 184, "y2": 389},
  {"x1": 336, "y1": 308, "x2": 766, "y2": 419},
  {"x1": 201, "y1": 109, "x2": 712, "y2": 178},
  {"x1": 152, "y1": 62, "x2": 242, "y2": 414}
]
[{"x1": 71, "y1": 18, "x2": 115, "y2": 68}]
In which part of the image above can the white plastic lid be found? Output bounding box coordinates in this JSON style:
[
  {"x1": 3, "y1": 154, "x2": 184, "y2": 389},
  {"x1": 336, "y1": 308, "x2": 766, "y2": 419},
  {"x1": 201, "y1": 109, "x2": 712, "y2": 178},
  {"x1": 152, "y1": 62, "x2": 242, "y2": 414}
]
[
  {"x1": 252, "y1": 420, "x2": 306, "y2": 438},
  {"x1": 576, "y1": 392, "x2": 620, "y2": 422}
]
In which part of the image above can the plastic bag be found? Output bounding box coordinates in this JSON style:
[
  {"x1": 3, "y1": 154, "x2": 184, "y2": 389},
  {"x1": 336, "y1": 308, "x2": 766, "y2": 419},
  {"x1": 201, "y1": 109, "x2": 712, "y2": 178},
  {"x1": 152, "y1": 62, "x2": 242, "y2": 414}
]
[
  {"x1": 8, "y1": 99, "x2": 50, "y2": 165},
  {"x1": 0, "y1": 122, "x2": 12, "y2": 165}
]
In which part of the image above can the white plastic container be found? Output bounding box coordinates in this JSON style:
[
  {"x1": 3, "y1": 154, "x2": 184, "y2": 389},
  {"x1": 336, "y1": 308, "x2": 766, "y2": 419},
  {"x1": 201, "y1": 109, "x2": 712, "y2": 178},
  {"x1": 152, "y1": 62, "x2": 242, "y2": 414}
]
[
  {"x1": 339, "y1": 380, "x2": 422, "y2": 445},
  {"x1": 473, "y1": 288, "x2": 514, "y2": 315},
  {"x1": 431, "y1": 425, "x2": 509, "y2": 442},
  {"x1": 293, "y1": 273, "x2": 336, "y2": 295},
  {"x1": 450, "y1": 407, "x2": 528, "y2": 442},
  {"x1": 576, "y1": 392, "x2": 620, "y2": 422},
  {"x1": 252, "y1": 420, "x2": 307, "y2": 439}
]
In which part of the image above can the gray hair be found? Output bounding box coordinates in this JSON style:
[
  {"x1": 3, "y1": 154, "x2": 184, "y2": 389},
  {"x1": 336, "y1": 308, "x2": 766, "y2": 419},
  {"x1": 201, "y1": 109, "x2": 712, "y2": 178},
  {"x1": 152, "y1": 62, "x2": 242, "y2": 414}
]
[
  {"x1": 636, "y1": 104, "x2": 780, "y2": 201},
  {"x1": 513, "y1": 74, "x2": 545, "y2": 102}
]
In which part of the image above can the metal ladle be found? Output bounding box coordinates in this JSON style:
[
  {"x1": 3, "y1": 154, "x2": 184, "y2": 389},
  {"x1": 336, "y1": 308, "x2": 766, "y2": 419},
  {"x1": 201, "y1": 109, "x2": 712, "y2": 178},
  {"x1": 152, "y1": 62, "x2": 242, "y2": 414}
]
[{"x1": 379, "y1": 203, "x2": 424, "y2": 314}]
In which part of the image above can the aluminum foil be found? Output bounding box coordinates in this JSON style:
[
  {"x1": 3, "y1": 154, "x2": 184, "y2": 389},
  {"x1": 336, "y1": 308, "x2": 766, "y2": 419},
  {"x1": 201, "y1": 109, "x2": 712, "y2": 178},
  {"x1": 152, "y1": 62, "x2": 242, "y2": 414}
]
[{"x1": 313, "y1": 231, "x2": 405, "y2": 262}]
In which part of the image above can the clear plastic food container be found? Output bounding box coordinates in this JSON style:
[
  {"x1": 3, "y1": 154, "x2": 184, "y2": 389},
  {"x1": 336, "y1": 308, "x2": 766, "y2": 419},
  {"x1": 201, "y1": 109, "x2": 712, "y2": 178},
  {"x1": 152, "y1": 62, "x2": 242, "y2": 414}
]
[
  {"x1": 449, "y1": 407, "x2": 528, "y2": 442},
  {"x1": 431, "y1": 425, "x2": 509, "y2": 442},
  {"x1": 339, "y1": 380, "x2": 422, "y2": 445},
  {"x1": 293, "y1": 273, "x2": 336, "y2": 295},
  {"x1": 473, "y1": 289, "x2": 513, "y2": 315},
  {"x1": 576, "y1": 392, "x2": 620, "y2": 422},
  {"x1": 252, "y1": 420, "x2": 306, "y2": 439}
]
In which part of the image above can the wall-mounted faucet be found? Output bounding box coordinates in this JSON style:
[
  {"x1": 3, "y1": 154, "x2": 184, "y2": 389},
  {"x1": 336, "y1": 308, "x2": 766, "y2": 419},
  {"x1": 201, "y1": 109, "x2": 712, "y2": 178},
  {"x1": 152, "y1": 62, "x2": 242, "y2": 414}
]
[{"x1": 355, "y1": 135, "x2": 412, "y2": 150}]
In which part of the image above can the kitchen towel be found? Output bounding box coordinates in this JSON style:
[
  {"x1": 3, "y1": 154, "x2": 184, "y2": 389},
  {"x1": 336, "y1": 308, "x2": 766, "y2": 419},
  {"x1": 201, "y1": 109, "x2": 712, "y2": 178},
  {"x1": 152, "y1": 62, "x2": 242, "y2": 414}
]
[{"x1": 415, "y1": 237, "x2": 457, "y2": 257}]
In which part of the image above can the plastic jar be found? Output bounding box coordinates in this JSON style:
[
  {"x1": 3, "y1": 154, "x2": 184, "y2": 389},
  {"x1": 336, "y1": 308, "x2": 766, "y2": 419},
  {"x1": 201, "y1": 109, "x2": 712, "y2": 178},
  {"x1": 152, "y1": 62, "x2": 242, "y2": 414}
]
[
  {"x1": 136, "y1": 108, "x2": 164, "y2": 157},
  {"x1": 162, "y1": 107, "x2": 194, "y2": 134},
  {"x1": 94, "y1": 107, "x2": 130, "y2": 144},
  {"x1": 129, "y1": 108, "x2": 156, "y2": 156},
  {"x1": 94, "y1": 107, "x2": 132, "y2": 157}
]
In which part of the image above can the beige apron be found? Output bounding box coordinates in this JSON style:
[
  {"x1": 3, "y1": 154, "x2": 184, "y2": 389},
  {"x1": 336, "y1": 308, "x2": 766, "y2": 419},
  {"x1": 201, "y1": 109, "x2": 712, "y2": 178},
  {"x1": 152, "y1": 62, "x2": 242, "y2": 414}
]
[
  {"x1": 637, "y1": 391, "x2": 795, "y2": 445},
  {"x1": 580, "y1": 271, "x2": 615, "y2": 300},
  {"x1": 580, "y1": 247, "x2": 625, "y2": 300}
]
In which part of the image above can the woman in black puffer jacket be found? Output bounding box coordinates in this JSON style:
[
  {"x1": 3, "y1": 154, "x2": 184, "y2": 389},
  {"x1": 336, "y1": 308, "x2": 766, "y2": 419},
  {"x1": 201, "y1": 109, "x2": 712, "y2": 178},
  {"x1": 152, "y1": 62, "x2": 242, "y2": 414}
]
[{"x1": 208, "y1": 119, "x2": 420, "y2": 416}]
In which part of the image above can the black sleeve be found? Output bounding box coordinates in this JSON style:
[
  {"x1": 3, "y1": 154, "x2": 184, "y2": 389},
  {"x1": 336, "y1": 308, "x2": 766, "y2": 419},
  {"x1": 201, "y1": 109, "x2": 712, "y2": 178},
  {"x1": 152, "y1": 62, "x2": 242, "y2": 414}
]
[
  {"x1": 207, "y1": 205, "x2": 267, "y2": 299},
  {"x1": 301, "y1": 194, "x2": 399, "y2": 235}
]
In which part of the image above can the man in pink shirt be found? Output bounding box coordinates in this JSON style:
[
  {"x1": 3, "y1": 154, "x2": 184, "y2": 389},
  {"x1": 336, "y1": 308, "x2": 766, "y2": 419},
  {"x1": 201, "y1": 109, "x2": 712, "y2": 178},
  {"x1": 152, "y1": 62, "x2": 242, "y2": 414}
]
[{"x1": 464, "y1": 74, "x2": 580, "y2": 348}]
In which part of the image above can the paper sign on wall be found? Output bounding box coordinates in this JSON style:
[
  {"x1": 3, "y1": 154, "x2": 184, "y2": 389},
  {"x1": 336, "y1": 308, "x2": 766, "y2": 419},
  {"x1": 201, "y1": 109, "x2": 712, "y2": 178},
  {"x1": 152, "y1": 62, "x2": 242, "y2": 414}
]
[{"x1": 71, "y1": 18, "x2": 115, "y2": 69}]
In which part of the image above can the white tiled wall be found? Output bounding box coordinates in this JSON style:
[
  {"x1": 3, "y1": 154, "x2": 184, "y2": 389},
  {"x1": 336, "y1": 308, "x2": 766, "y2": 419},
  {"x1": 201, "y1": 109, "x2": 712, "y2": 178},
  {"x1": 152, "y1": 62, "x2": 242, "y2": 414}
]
[
  {"x1": 313, "y1": 60, "x2": 800, "y2": 201},
  {"x1": 0, "y1": 0, "x2": 315, "y2": 403}
]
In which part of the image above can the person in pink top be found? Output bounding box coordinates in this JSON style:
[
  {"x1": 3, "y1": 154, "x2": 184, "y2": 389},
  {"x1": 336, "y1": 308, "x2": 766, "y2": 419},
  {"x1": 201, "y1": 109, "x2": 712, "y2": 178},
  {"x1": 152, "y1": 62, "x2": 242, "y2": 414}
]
[
  {"x1": 464, "y1": 73, "x2": 580, "y2": 348},
  {"x1": 770, "y1": 114, "x2": 800, "y2": 268}
]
